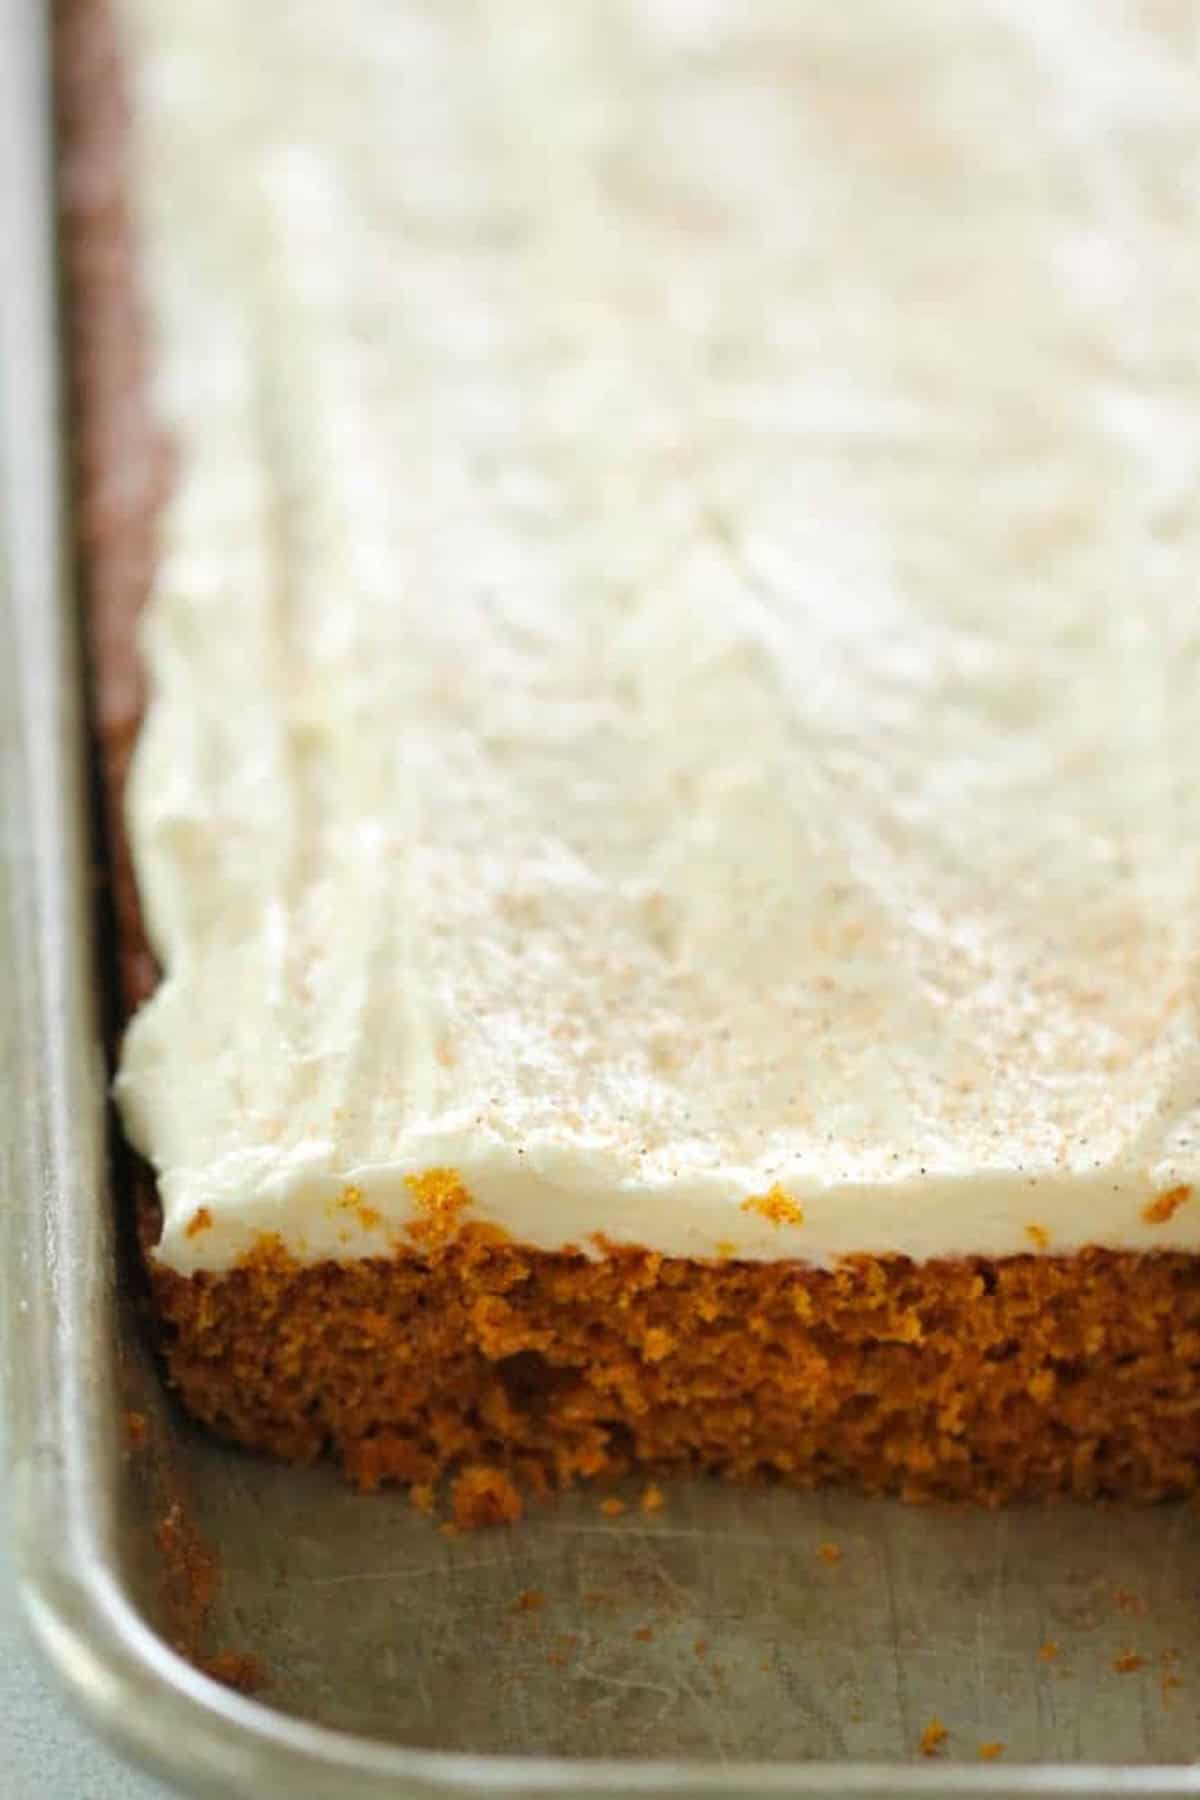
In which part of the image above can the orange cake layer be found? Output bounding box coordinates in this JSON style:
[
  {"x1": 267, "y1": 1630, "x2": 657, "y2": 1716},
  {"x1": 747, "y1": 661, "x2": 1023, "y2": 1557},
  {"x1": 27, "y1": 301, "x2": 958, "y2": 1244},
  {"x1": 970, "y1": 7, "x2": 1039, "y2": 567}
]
[{"x1": 150, "y1": 1221, "x2": 1200, "y2": 1505}]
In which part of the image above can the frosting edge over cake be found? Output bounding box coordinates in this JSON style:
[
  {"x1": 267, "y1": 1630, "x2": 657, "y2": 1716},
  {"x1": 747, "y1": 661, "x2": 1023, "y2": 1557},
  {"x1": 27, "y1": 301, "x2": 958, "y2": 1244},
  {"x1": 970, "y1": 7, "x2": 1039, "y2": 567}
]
[{"x1": 113, "y1": 0, "x2": 1200, "y2": 1274}]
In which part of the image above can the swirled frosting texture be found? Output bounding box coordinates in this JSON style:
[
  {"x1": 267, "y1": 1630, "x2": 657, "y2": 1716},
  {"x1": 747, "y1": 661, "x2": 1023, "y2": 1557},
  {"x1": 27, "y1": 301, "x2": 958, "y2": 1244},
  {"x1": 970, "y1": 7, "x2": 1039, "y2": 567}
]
[{"x1": 114, "y1": 0, "x2": 1200, "y2": 1273}]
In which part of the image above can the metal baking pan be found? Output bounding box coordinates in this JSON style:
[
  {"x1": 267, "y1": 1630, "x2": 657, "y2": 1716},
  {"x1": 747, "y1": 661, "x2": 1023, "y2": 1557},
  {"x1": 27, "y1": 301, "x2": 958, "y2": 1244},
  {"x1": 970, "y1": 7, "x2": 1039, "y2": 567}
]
[{"x1": 5, "y1": 2, "x2": 1200, "y2": 1795}]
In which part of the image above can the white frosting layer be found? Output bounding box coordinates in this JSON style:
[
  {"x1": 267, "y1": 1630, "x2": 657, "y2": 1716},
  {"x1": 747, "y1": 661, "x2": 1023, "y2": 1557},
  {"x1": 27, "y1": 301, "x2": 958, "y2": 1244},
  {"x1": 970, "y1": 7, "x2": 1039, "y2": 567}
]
[{"x1": 115, "y1": 0, "x2": 1200, "y2": 1276}]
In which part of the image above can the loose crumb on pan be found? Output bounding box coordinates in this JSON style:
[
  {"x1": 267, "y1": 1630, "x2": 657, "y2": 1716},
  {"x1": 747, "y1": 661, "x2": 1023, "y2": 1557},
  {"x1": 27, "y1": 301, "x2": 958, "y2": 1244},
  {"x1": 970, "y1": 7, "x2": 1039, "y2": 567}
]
[
  {"x1": 516, "y1": 1588, "x2": 545, "y2": 1612},
  {"x1": 122, "y1": 1410, "x2": 148, "y2": 1450},
  {"x1": 184, "y1": 1206, "x2": 212, "y2": 1239},
  {"x1": 633, "y1": 1625, "x2": 655, "y2": 1642},
  {"x1": 977, "y1": 1741, "x2": 1004, "y2": 1760},
  {"x1": 599, "y1": 1496, "x2": 627, "y2": 1517},
  {"x1": 155, "y1": 1501, "x2": 218, "y2": 1658},
  {"x1": 544, "y1": 1633, "x2": 579, "y2": 1670},
  {"x1": 1025, "y1": 1224, "x2": 1049, "y2": 1249},
  {"x1": 200, "y1": 1650, "x2": 267, "y2": 1695},
  {"x1": 1113, "y1": 1587, "x2": 1147, "y2": 1616},
  {"x1": 1038, "y1": 1640, "x2": 1060, "y2": 1661},
  {"x1": 1113, "y1": 1650, "x2": 1146, "y2": 1674},
  {"x1": 919, "y1": 1718, "x2": 948, "y2": 1757},
  {"x1": 450, "y1": 1465, "x2": 523, "y2": 1530},
  {"x1": 1144, "y1": 1184, "x2": 1192, "y2": 1225},
  {"x1": 640, "y1": 1483, "x2": 666, "y2": 1514},
  {"x1": 817, "y1": 1541, "x2": 843, "y2": 1564}
]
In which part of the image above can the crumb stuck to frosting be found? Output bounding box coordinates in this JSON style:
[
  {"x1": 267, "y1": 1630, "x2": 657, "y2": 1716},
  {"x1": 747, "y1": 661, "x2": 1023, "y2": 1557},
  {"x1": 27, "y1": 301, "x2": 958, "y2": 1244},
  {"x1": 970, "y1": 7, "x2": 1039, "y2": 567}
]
[
  {"x1": 1144, "y1": 1185, "x2": 1192, "y2": 1225},
  {"x1": 740, "y1": 1185, "x2": 804, "y2": 1227},
  {"x1": 404, "y1": 1168, "x2": 472, "y2": 1248}
]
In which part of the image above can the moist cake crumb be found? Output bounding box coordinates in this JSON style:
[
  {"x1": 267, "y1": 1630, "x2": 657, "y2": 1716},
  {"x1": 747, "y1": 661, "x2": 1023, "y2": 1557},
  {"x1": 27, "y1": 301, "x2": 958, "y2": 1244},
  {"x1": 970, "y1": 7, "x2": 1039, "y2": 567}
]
[
  {"x1": 200, "y1": 1651, "x2": 267, "y2": 1695},
  {"x1": 450, "y1": 1466, "x2": 523, "y2": 1531},
  {"x1": 919, "y1": 1719, "x2": 948, "y2": 1757}
]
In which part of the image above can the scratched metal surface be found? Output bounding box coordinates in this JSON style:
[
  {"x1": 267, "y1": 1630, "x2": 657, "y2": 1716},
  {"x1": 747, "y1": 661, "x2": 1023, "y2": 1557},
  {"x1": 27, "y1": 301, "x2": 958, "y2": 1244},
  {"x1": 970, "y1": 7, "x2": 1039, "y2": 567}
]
[{"x1": 181, "y1": 1424, "x2": 1199, "y2": 1766}]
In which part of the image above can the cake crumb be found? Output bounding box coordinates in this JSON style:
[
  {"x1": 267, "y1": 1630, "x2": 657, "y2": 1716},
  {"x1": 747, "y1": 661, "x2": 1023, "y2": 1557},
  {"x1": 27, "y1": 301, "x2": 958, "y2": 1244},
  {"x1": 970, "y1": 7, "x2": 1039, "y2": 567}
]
[
  {"x1": 122, "y1": 1410, "x2": 148, "y2": 1450},
  {"x1": 818, "y1": 1541, "x2": 843, "y2": 1564},
  {"x1": 404, "y1": 1168, "x2": 471, "y2": 1248},
  {"x1": 977, "y1": 1742, "x2": 1004, "y2": 1761},
  {"x1": 545, "y1": 1632, "x2": 578, "y2": 1669},
  {"x1": 1143, "y1": 1184, "x2": 1191, "y2": 1225},
  {"x1": 450, "y1": 1465, "x2": 523, "y2": 1530},
  {"x1": 633, "y1": 1625, "x2": 655, "y2": 1642},
  {"x1": 599, "y1": 1496, "x2": 627, "y2": 1517},
  {"x1": 184, "y1": 1206, "x2": 212, "y2": 1239},
  {"x1": 1025, "y1": 1224, "x2": 1049, "y2": 1249},
  {"x1": 740, "y1": 1183, "x2": 804, "y2": 1226},
  {"x1": 694, "y1": 1639, "x2": 708, "y2": 1658},
  {"x1": 640, "y1": 1483, "x2": 666, "y2": 1514},
  {"x1": 1113, "y1": 1587, "x2": 1146, "y2": 1616},
  {"x1": 919, "y1": 1718, "x2": 948, "y2": 1757},
  {"x1": 201, "y1": 1651, "x2": 266, "y2": 1695},
  {"x1": 155, "y1": 1501, "x2": 219, "y2": 1663},
  {"x1": 516, "y1": 1588, "x2": 545, "y2": 1613},
  {"x1": 1038, "y1": 1640, "x2": 1059, "y2": 1661},
  {"x1": 1113, "y1": 1650, "x2": 1146, "y2": 1674}
]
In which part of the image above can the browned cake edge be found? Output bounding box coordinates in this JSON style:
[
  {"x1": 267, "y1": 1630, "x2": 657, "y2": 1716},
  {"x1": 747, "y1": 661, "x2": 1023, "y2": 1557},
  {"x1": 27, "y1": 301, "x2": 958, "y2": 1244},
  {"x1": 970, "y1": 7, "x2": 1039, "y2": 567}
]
[{"x1": 59, "y1": 0, "x2": 1200, "y2": 1513}]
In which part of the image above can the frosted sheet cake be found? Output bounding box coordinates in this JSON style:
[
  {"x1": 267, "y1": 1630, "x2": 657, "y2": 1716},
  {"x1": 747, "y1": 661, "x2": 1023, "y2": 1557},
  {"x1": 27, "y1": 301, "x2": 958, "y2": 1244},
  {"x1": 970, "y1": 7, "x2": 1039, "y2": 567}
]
[{"x1": 63, "y1": 0, "x2": 1200, "y2": 1512}]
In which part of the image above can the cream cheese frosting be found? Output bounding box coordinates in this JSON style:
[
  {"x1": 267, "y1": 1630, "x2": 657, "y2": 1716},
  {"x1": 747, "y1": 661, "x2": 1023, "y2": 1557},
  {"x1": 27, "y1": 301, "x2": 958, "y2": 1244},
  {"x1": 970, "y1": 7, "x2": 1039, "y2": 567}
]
[{"x1": 114, "y1": 0, "x2": 1200, "y2": 1276}]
